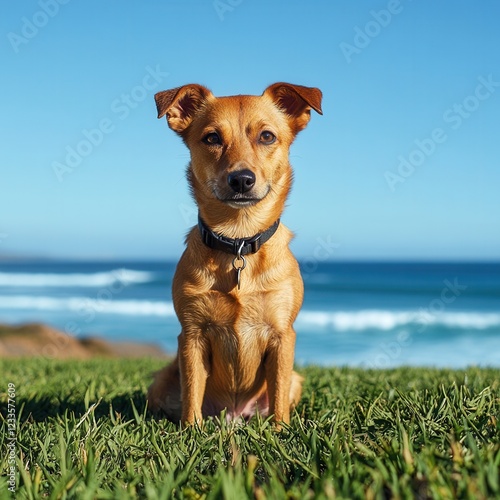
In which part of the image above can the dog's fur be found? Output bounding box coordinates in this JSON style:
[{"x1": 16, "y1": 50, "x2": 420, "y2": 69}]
[{"x1": 147, "y1": 83, "x2": 322, "y2": 425}]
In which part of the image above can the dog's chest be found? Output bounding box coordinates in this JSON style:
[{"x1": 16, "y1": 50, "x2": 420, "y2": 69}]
[
  {"x1": 203, "y1": 291, "x2": 265, "y2": 338},
  {"x1": 202, "y1": 288, "x2": 295, "y2": 338}
]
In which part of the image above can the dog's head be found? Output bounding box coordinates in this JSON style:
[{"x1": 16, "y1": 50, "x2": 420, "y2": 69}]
[{"x1": 155, "y1": 83, "x2": 322, "y2": 214}]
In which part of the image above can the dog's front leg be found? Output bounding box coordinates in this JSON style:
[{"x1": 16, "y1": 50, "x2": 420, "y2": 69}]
[
  {"x1": 265, "y1": 329, "x2": 296, "y2": 425},
  {"x1": 178, "y1": 330, "x2": 209, "y2": 425}
]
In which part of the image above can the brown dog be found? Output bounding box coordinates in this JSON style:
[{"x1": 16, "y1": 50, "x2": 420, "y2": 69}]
[{"x1": 147, "y1": 82, "x2": 322, "y2": 425}]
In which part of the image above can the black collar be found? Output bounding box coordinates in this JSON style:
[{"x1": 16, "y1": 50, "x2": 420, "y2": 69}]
[{"x1": 198, "y1": 214, "x2": 280, "y2": 256}]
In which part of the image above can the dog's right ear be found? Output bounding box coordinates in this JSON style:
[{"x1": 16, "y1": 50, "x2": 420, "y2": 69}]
[{"x1": 154, "y1": 84, "x2": 213, "y2": 134}]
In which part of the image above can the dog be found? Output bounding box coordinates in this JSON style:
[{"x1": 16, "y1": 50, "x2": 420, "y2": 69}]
[{"x1": 147, "y1": 82, "x2": 322, "y2": 425}]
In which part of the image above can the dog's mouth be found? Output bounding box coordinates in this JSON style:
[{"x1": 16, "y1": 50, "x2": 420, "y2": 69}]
[
  {"x1": 215, "y1": 185, "x2": 271, "y2": 208},
  {"x1": 222, "y1": 196, "x2": 262, "y2": 208}
]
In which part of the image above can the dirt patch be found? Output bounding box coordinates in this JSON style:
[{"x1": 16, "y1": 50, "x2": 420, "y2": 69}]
[{"x1": 0, "y1": 323, "x2": 169, "y2": 359}]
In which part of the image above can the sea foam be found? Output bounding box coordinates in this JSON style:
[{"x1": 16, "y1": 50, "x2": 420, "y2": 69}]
[
  {"x1": 0, "y1": 268, "x2": 155, "y2": 288},
  {"x1": 0, "y1": 295, "x2": 175, "y2": 316},
  {"x1": 296, "y1": 309, "x2": 500, "y2": 331}
]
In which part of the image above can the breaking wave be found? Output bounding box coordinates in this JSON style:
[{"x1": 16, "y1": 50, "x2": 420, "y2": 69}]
[
  {"x1": 296, "y1": 309, "x2": 500, "y2": 331},
  {"x1": 0, "y1": 295, "x2": 175, "y2": 317},
  {"x1": 0, "y1": 269, "x2": 155, "y2": 288}
]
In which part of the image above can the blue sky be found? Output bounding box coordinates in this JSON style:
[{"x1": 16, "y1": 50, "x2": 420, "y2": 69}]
[{"x1": 1, "y1": 0, "x2": 499, "y2": 261}]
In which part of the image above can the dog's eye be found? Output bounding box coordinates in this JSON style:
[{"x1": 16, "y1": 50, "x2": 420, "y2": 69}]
[
  {"x1": 259, "y1": 131, "x2": 276, "y2": 145},
  {"x1": 202, "y1": 132, "x2": 222, "y2": 146}
]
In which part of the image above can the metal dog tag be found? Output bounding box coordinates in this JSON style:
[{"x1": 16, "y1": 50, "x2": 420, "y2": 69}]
[
  {"x1": 232, "y1": 255, "x2": 246, "y2": 290},
  {"x1": 236, "y1": 267, "x2": 242, "y2": 289},
  {"x1": 232, "y1": 241, "x2": 247, "y2": 290}
]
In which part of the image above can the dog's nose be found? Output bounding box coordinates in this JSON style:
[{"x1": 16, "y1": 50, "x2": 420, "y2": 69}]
[{"x1": 227, "y1": 169, "x2": 256, "y2": 193}]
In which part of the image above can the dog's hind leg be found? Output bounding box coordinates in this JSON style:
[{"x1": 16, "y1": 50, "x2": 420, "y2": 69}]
[
  {"x1": 147, "y1": 358, "x2": 182, "y2": 422},
  {"x1": 289, "y1": 370, "x2": 304, "y2": 411}
]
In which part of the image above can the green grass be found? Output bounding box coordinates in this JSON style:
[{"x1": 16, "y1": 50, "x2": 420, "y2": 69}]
[{"x1": 0, "y1": 359, "x2": 499, "y2": 499}]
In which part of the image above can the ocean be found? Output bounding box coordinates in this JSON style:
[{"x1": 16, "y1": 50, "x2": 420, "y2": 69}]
[{"x1": 0, "y1": 260, "x2": 499, "y2": 368}]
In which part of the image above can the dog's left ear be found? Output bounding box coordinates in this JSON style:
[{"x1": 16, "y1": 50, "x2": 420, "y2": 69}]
[
  {"x1": 264, "y1": 83, "x2": 323, "y2": 134},
  {"x1": 155, "y1": 84, "x2": 213, "y2": 134}
]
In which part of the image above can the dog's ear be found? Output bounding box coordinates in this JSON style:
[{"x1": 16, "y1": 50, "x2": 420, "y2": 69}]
[
  {"x1": 154, "y1": 84, "x2": 213, "y2": 133},
  {"x1": 264, "y1": 83, "x2": 323, "y2": 134}
]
